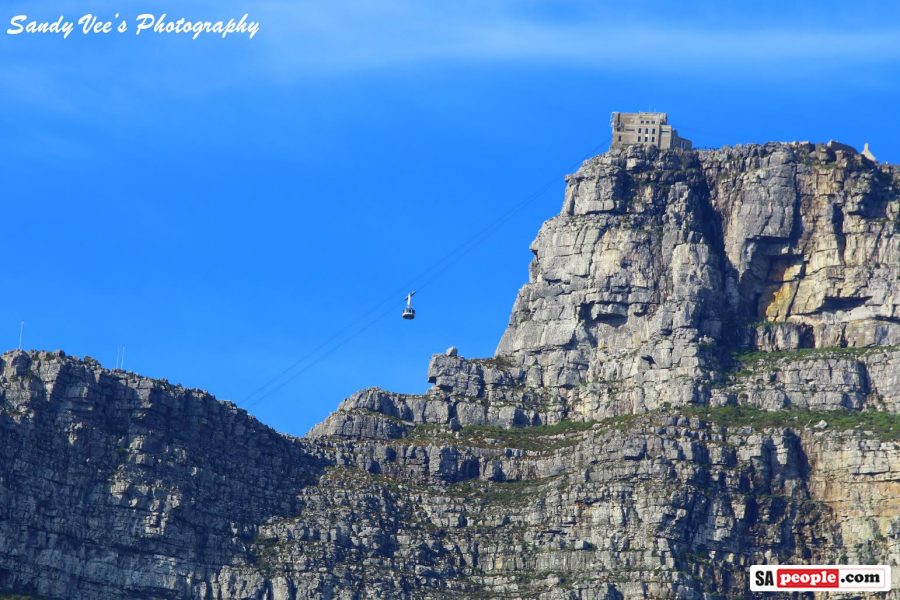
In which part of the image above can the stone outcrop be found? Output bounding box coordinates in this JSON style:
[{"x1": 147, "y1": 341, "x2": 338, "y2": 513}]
[
  {"x1": 0, "y1": 142, "x2": 898, "y2": 599},
  {"x1": 497, "y1": 142, "x2": 898, "y2": 419}
]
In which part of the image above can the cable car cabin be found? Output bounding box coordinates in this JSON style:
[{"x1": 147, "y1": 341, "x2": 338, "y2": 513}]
[{"x1": 402, "y1": 291, "x2": 417, "y2": 320}]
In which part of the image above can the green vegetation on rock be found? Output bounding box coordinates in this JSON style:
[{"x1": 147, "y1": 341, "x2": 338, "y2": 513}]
[
  {"x1": 684, "y1": 405, "x2": 900, "y2": 440},
  {"x1": 731, "y1": 345, "x2": 898, "y2": 367}
]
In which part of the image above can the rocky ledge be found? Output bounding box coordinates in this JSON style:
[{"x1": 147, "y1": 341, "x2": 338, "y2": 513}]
[{"x1": 1, "y1": 141, "x2": 898, "y2": 599}]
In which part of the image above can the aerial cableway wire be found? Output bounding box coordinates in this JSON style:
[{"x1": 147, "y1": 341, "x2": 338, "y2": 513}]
[{"x1": 244, "y1": 138, "x2": 610, "y2": 409}]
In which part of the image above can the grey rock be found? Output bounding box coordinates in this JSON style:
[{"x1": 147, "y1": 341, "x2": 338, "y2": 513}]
[{"x1": 0, "y1": 142, "x2": 898, "y2": 599}]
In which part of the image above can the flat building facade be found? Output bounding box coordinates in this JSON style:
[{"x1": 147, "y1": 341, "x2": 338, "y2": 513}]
[{"x1": 610, "y1": 112, "x2": 691, "y2": 150}]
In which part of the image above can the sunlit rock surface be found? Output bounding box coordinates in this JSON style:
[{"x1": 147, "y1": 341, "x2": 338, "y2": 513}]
[{"x1": 1, "y1": 142, "x2": 898, "y2": 599}]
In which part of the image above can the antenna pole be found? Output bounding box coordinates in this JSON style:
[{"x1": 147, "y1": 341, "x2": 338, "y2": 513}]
[
  {"x1": 17, "y1": 321, "x2": 24, "y2": 350},
  {"x1": 121, "y1": 346, "x2": 125, "y2": 371}
]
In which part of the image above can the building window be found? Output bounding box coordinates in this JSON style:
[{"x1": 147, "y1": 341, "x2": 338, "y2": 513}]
[
  {"x1": 652, "y1": 137, "x2": 656, "y2": 142},
  {"x1": 618, "y1": 136, "x2": 622, "y2": 141}
]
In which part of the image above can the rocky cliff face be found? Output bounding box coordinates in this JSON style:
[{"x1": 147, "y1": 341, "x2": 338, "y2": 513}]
[
  {"x1": 497, "y1": 142, "x2": 898, "y2": 417},
  {"x1": 1, "y1": 142, "x2": 898, "y2": 599}
]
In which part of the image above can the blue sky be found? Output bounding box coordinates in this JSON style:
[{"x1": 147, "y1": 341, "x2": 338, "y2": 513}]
[{"x1": 3, "y1": 0, "x2": 899, "y2": 436}]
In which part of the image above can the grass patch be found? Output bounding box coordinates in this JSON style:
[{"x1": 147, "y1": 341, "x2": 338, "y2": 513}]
[
  {"x1": 731, "y1": 345, "x2": 898, "y2": 367},
  {"x1": 683, "y1": 405, "x2": 900, "y2": 440},
  {"x1": 447, "y1": 476, "x2": 559, "y2": 506},
  {"x1": 454, "y1": 421, "x2": 596, "y2": 451},
  {"x1": 405, "y1": 413, "x2": 644, "y2": 452},
  {"x1": 472, "y1": 356, "x2": 517, "y2": 370},
  {"x1": 342, "y1": 408, "x2": 409, "y2": 424},
  {"x1": 464, "y1": 420, "x2": 596, "y2": 438}
]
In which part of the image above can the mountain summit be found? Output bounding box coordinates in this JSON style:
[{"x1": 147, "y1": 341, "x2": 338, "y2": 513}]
[{"x1": 1, "y1": 142, "x2": 898, "y2": 599}]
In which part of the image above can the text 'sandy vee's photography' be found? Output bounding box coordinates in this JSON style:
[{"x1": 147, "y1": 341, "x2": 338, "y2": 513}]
[{"x1": 6, "y1": 12, "x2": 260, "y2": 39}]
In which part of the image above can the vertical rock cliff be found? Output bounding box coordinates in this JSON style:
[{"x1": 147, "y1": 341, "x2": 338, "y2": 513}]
[
  {"x1": 0, "y1": 142, "x2": 898, "y2": 599},
  {"x1": 497, "y1": 142, "x2": 898, "y2": 418}
]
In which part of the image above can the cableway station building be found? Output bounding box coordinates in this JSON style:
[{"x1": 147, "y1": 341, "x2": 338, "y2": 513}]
[{"x1": 610, "y1": 112, "x2": 692, "y2": 150}]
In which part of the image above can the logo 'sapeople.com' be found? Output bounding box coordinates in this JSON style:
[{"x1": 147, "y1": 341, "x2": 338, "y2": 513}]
[{"x1": 750, "y1": 565, "x2": 891, "y2": 592}]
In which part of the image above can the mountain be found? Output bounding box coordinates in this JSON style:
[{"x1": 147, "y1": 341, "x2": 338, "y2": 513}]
[{"x1": 1, "y1": 141, "x2": 898, "y2": 599}]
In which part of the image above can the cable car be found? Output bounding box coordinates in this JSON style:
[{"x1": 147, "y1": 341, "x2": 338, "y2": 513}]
[{"x1": 402, "y1": 291, "x2": 416, "y2": 320}]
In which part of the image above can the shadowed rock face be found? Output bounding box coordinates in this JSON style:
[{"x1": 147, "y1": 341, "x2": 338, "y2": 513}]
[
  {"x1": 0, "y1": 351, "x2": 328, "y2": 599},
  {"x1": 1, "y1": 143, "x2": 899, "y2": 599}
]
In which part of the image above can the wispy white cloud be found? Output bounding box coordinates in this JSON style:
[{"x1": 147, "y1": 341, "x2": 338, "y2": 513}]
[
  {"x1": 1, "y1": 0, "x2": 897, "y2": 129},
  {"x1": 249, "y1": 0, "x2": 900, "y2": 77}
]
